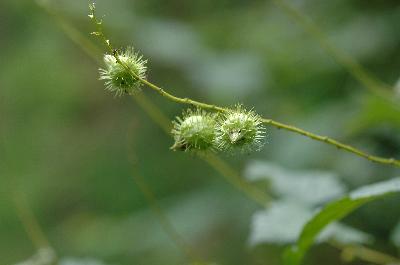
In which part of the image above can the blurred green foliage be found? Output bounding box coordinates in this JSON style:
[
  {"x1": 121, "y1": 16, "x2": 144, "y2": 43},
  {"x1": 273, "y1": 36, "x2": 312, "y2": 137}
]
[{"x1": 1, "y1": 0, "x2": 400, "y2": 264}]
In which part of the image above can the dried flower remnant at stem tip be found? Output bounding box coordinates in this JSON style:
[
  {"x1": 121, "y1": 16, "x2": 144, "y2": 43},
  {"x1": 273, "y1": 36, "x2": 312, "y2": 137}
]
[{"x1": 89, "y1": 2, "x2": 112, "y2": 52}]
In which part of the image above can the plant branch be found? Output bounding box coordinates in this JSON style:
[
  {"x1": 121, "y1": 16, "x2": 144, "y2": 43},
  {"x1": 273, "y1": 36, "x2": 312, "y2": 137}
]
[
  {"x1": 270, "y1": 0, "x2": 398, "y2": 106},
  {"x1": 14, "y1": 194, "x2": 50, "y2": 250},
  {"x1": 89, "y1": 4, "x2": 400, "y2": 168},
  {"x1": 329, "y1": 241, "x2": 400, "y2": 265},
  {"x1": 199, "y1": 153, "x2": 270, "y2": 206},
  {"x1": 13, "y1": 193, "x2": 58, "y2": 265},
  {"x1": 131, "y1": 95, "x2": 270, "y2": 206},
  {"x1": 39, "y1": 0, "x2": 272, "y2": 212},
  {"x1": 37, "y1": 4, "x2": 400, "y2": 265}
]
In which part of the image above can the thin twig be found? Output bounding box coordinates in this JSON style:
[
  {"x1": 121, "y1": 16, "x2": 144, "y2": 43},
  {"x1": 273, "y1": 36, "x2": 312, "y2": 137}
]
[
  {"x1": 199, "y1": 153, "x2": 270, "y2": 206},
  {"x1": 132, "y1": 96, "x2": 270, "y2": 206},
  {"x1": 36, "y1": 0, "x2": 102, "y2": 64},
  {"x1": 270, "y1": 0, "x2": 398, "y2": 106},
  {"x1": 13, "y1": 193, "x2": 58, "y2": 265},
  {"x1": 13, "y1": 194, "x2": 50, "y2": 250},
  {"x1": 329, "y1": 241, "x2": 400, "y2": 265},
  {"x1": 132, "y1": 172, "x2": 198, "y2": 259},
  {"x1": 88, "y1": 4, "x2": 400, "y2": 168},
  {"x1": 38, "y1": 0, "x2": 272, "y2": 212},
  {"x1": 37, "y1": 4, "x2": 400, "y2": 265},
  {"x1": 125, "y1": 121, "x2": 199, "y2": 262}
]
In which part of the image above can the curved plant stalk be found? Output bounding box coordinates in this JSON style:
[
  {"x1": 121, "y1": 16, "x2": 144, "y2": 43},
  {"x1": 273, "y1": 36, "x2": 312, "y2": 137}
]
[
  {"x1": 132, "y1": 95, "x2": 270, "y2": 206},
  {"x1": 13, "y1": 193, "x2": 58, "y2": 265},
  {"x1": 14, "y1": 194, "x2": 51, "y2": 250},
  {"x1": 200, "y1": 153, "x2": 271, "y2": 206},
  {"x1": 329, "y1": 241, "x2": 400, "y2": 265},
  {"x1": 128, "y1": 162, "x2": 199, "y2": 261},
  {"x1": 38, "y1": 0, "x2": 271, "y2": 208},
  {"x1": 25, "y1": 5, "x2": 400, "y2": 265},
  {"x1": 270, "y1": 0, "x2": 398, "y2": 106},
  {"x1": 131, "y1": 172, "x2": 199, "y2": 260},
  {"x1": 88, "y1": 3, "x2": 400, "y2": 168}
]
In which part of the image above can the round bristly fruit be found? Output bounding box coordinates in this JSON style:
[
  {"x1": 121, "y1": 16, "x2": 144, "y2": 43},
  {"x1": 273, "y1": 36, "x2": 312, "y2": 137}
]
[
  {"x1": 216, "y1": 105, "x2": 265, "y2": 153},
  {"x1": 99, "y1": 47, "x2": 147, "y2": 96},
  {"x1": 171, "y1": 109, "x2": 217, "y2": 152}
]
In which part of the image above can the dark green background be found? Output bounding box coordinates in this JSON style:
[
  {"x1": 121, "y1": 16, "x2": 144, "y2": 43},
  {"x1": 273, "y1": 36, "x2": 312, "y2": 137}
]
[{"x1": 1, "y1": 0, "x2": 400, "y2": 264}]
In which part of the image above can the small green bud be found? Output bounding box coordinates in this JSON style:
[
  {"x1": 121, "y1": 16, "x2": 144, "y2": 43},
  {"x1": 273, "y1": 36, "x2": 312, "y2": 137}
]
[
  {"x1": 99, "y1": 47, "x2": 147, "y2": 96},
  {"x1": 216, "y1": 105, "x2": 265, "y2": 153},
  {"x1": 171, "y1": 109, "x2": 217, "y2": 152}
]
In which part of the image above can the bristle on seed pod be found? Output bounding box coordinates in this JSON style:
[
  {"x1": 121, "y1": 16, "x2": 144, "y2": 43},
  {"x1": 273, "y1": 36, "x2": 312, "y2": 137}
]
[
  {"x1": 216, "y1": 105, "x2": 265, "y2": 153},
  {"x1": 171, "y1": 109, "x2": 217, "y2": 152},
  {"x1": 99, "y1": 47, "x2": 147, "y2": 96}
]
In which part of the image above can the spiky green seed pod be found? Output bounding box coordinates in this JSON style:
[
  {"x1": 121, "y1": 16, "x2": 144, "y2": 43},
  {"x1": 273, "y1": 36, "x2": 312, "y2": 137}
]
[
  {"x1": 216, "y1": 105, "x2": 265, "y2": 153},
  {"x1": 99, "y1": 47, "x2": 147, "y2": 96},
  {"x1": 171, "y1": 109, "x2": 217, "y2": 152}
]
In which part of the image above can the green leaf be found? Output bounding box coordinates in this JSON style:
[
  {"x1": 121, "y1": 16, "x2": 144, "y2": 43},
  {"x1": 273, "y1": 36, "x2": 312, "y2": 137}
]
[
  {"x1": 249, "y1": 201, "x2": 314, "y2": 245},
  {"x1": 249, "y1": 201, "x2": 371, "y2": 246},
  {"x1": 245, "y1": 161, "x2": 345, "y2": 206},
  {"x1": 284, "y1": 177, "x2": 400, "y2": 265},
  {"x1": 247, "y1": 162, "x2": 370, "y2": 247}
]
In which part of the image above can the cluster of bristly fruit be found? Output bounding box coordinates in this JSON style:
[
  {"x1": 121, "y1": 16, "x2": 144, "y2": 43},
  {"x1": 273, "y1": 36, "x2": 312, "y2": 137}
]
[{"x1": 99, "y1": 47, "x2": 265, "y2": 154}]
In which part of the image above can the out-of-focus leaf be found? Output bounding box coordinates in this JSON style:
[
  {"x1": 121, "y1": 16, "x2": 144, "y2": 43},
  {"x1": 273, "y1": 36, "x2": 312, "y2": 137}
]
[
  {"x1": 284, "y1": 177, "x2": 400, "y2": 265},
  {"x1": 249, "y1": 201, "x2": 371, "y2": 246},
  {"x1": 245, "y1": 161, "x2": 346, "y2": 206},
  {"x1": 249, "y1": 201, "x2": 312, "y2": 245},
  {"x1": 247, "y1": 161, "x2": 369, "y2": 248}
]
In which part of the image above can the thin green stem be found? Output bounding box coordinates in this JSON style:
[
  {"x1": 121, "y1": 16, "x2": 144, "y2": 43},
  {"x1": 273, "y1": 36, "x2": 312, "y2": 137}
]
[
  {"x1": 132, "y1": 171, "x2": 198, "y2": 261},
  {"x1": 329, "y1": 241, "x2": 400, "y2": 265},
  {"x1": 270, "y1": 0, "x2": 397, "y2": 105},
  {"x1": 125, "y1": 122, "x2": 198, "y2": 261},
  {"x1": 134, "y1": 174, "x2": 195, "y2": 258},
  {"x1": 133, "y1": 92, "x2": 271, "y2": 205},
  {"x1": 133, "y1": 91, "x2": 271, "y2": 206},
  {"x1": 132, "y1": 90, "x2": 271, "y2": 206},
  {"x1": 199, "y1": 153, "x2": 270, "y2": 206},
  {"x1": 261, "y1": 118, "x2": 400, "y2": 167},
  {"x1": 134, "y1": 91, "x2": 271, "y2": 205},
  {"x1": 88, "y1": 4, "x2": 400, "y2": 168},
  {"x1": 132, "y1": 93, "x2": 172, "y2": 133},
  {"x1": 14, "y1": 194, "x2": 50, "y2": 249},
  {"x1": 37, "y1": 4, "x2": 400, "y2": 265},
  {"x1": 39, "y1": 0, "x2": 272, "y2": 211},
  {"x1": 37, "y1": 0, "x2": 102, "y2": 64},
  {"x1": 13, "y1": 193, "x2": 58, "y2": 265}
]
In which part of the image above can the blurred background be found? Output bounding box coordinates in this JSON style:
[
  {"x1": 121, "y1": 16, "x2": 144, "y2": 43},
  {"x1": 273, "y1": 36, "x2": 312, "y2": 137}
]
[{"x1": 1, "y1": 0, "x2": 400, "y2": 264}]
